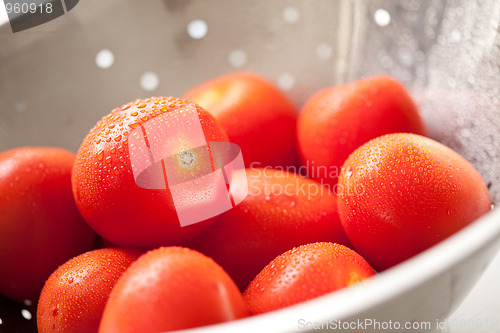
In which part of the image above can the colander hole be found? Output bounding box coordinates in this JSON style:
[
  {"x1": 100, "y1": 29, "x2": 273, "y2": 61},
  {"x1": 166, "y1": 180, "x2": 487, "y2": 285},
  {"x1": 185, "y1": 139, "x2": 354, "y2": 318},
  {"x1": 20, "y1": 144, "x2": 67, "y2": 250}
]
[
  {"x1": 187, "y1": 19, "x2": 208, "y2": 39},
  {"x1": 14, "y1": 100, "x2": 27, "y2": 112},
  {"x1": 316, "y1": 43, "x2": 333, "y2": 59},
  {"x1": 95, "y1": 49, "x2": 114, "y2": 69},
  {"x1": 450, "y1": 29, "x2": 463, "y2": 43},
  {"x1": 140, "y1": 72, "x2": 160, "y2": 91},
  {"x1": 374, "y1": 9, "x2": 391, "y2": 27},
  {"x1": 277, "y1": 73, "x2": 295, "y2": 91},
  {"x1": 228, "y1": 49, "x2": 247, "y2": 68},
  {"x1": 20, "y1": 309, "x2": 32, "y2": 321},
  {"x1": 282, "y1": 6, "x2": 300, "y2": 24}
]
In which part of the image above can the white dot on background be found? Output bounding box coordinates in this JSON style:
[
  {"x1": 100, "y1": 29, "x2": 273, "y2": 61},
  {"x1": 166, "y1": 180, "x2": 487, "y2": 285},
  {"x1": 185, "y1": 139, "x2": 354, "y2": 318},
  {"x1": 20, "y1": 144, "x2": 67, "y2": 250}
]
[
  {"x1": 21, "y1": 309, "x2": 32, "y2": 320},
  {"x1": 282, "y1": 6, "x2": 300, "y2": 24},
  {"x1": 374, "y1": 9, "x2": 391, "y2": 27},
  {"x1": 0, "y1": 317, "x2": 3, "y2": 324},
  {"x1": 95, "y1": 49, "x2": 114, "y2": 69},
  {"x1": 316, "y1": 43, "x2": 333, "y2": 59},
  {"x1": 277, "y1": 73, "x2": 295, "y2": 91},
  {"x1": 187, "y1": 19, "x2": 208, "y2": 39},
  {"x1": 15, "y1": 100, "x2": 27, "y2": 112},
  {"x1": 140, "y1": 72, "x2": 160, "y2": 91},
  {"x1": 450, "y1": 29, "x2": 462, "y2": 43},
  {"x1": 228, "y1": 49, "x2": 247, "y2": 68}
]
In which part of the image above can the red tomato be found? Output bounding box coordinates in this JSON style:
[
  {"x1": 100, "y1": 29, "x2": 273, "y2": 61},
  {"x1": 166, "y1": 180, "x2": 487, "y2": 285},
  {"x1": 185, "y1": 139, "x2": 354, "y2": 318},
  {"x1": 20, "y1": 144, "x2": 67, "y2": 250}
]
[
  {"x1": 99, "y1": 247, "x2": 249, "y2": 333},
  {"x1": 0, "y1": 147, "x2": 96, "y2": 302},
  {"x1": 183, "y1": 167, "x2": 349, "y2": 290},
  {"x1": 37, "y1": 248, "x2": 141, "y2": 333},
  {"x1": 72, "y1": 97, "x2": 228, "y2": 248},
  {"x1": 183, "y1": 71, "x2": 299, "y2": 168},
  {"x1": 338, "y1": 133, "x2": 492, "y2": 271},
  {"x1": 297, "y1": 75, "x2": 426, "y2": 186},
  {"x1": 244, "y1": 242, "x2": 375, "y2": 314}
]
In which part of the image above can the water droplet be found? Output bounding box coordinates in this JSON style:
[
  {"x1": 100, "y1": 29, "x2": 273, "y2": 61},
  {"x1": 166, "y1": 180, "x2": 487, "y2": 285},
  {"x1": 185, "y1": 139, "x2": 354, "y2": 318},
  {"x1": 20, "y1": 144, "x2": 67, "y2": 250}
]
[
  {"x1": 96, "y1": 151, "x2": 104, "y2": 161},
  {"x1": 137, "y1": 103, "x2": 147, "y2": 108},
  {"x1": 114, "y1": 135, "x2": 122, "y2": 142}
]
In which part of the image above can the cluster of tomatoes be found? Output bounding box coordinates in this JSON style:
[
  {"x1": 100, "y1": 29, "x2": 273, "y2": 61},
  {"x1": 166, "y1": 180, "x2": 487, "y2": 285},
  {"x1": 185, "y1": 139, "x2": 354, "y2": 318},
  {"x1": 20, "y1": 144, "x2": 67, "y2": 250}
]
[{"x1": 0, "y1": 72, "x2": 491, "y2": 333}]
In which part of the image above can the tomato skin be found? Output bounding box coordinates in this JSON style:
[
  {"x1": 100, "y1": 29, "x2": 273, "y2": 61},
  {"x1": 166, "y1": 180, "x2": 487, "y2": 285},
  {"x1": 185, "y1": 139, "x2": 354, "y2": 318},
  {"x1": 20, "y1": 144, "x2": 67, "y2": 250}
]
[
  {"x1": 183, "y1": 168, "x2": 349, "y2": 291},
  {"x1": 99, "y1": 247, "x2": 249, "y2": 333},
  {"x1": 72, "y1": 97, "x2": 228, "y2": 248},
  {"x1": 297, "y1": 75, "x2": 426, "y2": 186},
  {"x1": 183, "y1": 71, "x2": 299, "y2": 168},
  {"x1": 37, "y1": 248, "x2": 141, "y2": 333},
  {"x1": 244, "y1": 242, "x2": 375, "y2": 314},
  {"x1": 0, "y1": 147, "x2": 96, "y2": 302},
  {"x1": 338, "y1": 133, "x2": 492, "y2": 271}
]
